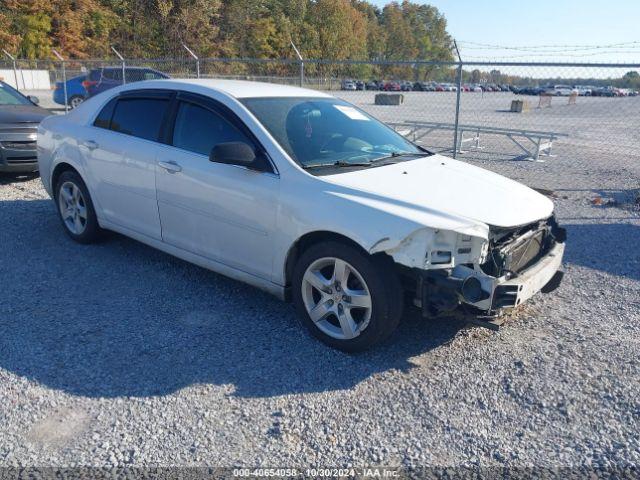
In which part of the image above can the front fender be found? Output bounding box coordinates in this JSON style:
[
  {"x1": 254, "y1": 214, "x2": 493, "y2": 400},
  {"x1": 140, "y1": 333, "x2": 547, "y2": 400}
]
[{"x1": 273, "y1": 181, "x2": 490, "y2": 284}]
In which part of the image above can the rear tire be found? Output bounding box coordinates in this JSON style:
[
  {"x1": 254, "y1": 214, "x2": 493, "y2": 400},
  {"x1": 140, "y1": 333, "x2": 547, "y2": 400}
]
[
  {"x1": 292, "y1": 241, "x2": 403, "y2": 352},
  {"x1": 54, "y1": 170, "x2": 103, "y2": 244},
  {"x1": 68, "y1": 95, "x2": 84, "y2": 109}
]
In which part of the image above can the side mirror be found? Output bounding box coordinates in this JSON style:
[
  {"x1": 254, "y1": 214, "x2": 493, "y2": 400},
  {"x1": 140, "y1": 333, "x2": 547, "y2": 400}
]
[
  {"x1": 28, "y1": 95, "x2": 40, "y2": 105},
  {"x1": 209, "y1": 142, "x2": 257, "y2": 168}
]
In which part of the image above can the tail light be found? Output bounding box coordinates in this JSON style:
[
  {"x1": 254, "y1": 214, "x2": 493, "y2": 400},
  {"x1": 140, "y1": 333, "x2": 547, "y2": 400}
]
[{"x1": 82, "y1": 80, "x2": 97, "y2": 89}]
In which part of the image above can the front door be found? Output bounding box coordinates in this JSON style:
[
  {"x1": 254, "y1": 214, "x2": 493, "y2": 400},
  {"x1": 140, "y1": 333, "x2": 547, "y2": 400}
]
[{"x1": 155, "y1": 94, "x2": 279, "y2": 280}]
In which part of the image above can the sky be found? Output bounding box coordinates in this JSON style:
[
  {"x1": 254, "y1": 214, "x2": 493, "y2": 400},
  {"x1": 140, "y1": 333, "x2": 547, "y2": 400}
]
[{"x1": 369, "y1": 0, "x2": 640, "y2": 65}]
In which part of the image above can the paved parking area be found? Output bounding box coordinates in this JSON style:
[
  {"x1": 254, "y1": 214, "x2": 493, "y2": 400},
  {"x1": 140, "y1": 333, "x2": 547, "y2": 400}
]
[{"x1": 0, "y1": 91, "x2": 639, "y2": 471}]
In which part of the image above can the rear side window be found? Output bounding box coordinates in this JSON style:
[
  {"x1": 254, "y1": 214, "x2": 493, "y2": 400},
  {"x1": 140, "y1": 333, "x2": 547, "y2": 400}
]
[
  {"x1": 103, "y1": 69, "x2": 122, "y2": 81},
  {"x1": 172, "y1": 101, "x2": 252, "y2": 156},
  {"x1": 93, "y1": 97, "x2": 117, "y2": 129},
  {"x1": 143, "y1": 70, "x2": 166, "y2": 80},
  {"x1": 88, "y1": 69, "x2": 101, "y2": 81},
  {"x1": 110, "y1": 98, "x2": 169, "y2": 141},
  {"x1": 125, "y1": 70, "x2": 144, "y2": 82}
]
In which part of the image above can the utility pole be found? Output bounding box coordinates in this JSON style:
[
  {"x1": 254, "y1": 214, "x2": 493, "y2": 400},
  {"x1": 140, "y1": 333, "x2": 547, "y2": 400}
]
[
  {"x1": 111, "y1": 46, "x2": 126, "y2": 85},
  {"x1": 452, "y1": 40, "x2": 463, "y2": 159},
  {"x1": 51, "y1": 49, "x2": 68, "y2": 112},
  {"x1": 2, "y1": 49, "x2": 19, "y2": 91},
  {"x1": 291, "y1": 41, "x2": 304, "y2": 87},
  {"x1": 183, "y1": 44, "x2": 200, "y2": 79}
]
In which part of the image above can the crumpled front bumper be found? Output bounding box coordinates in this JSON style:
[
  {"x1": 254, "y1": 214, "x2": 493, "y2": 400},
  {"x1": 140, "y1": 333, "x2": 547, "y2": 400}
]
[
  {"x1": 489, "y1": 241, "x2": 565, "y2": 310},
  {"x1": 419, "y1": 240, "x2": 565, "y2": 316}
]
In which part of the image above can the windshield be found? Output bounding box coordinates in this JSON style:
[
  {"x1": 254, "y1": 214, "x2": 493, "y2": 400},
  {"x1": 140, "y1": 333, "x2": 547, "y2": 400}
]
[
  {"x1": 241, "y1": 97, "x2": 426, "y2": 170},
  {"x1": 0, "y1": 82, "x2": 32, "y2": 106}
]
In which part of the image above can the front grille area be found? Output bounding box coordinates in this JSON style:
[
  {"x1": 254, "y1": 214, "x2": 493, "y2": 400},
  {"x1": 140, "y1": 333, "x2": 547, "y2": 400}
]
[
  {"x1": 7, "y1": 157, "x2": 37, "y2": 164},
  {"x1": 492, "y1": 285, "x2": 519, "y2": 309},
  {"x1": 0, "y1": 127, "x2": 37, "y2": 134},
  {"x1": 504, "y1": 229, "x2": 546, "y2": 273},
  {"x1": 1, "y1": 140, "x2": 37, "y2": 150},
  {"x1": 481, "y1": 219, "x2": 556, "y2": 277}
]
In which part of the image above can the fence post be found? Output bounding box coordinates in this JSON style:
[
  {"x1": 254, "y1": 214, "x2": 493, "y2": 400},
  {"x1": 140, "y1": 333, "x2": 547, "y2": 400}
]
[
  {"x1": 51, "y1": 49, "x2": 68, "y2": 112},
  {"x1": 183, "y1": 44, "x2": 200, "y2": 78},
  {"x1": 111, "y1": 46, "x2": 126, "y2": 84},
  {"x1": 452, "y1": 41, "x2": 463, "y2": 159},
  {"x1": 291, "y1": 41, "x2": 304, "y2": 87},
  {"x1": 2, "y1": 49, "x2": 19, "y2": 90}
]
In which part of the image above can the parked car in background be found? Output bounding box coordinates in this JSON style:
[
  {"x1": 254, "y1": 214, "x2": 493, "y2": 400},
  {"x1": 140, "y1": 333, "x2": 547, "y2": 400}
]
[
  {"x1": 400, "y1": 81, "x2": 413, "y2": 92},
  {"x1": 412, "y1": 82, "x2": 434, "y2": 91},
  {"x1": 53, "y1": 74, "x2": 88, "y2": 109},
  {"x1": 37, "y1": 79, "x2": 566, "y2": 351},
  {"x1": 471, "y1": 84, "x2": 483, "y2": 92},
  {"x1": 573, "y1": 85, "x2": 593, "y2": 96},
  {"x1": 365, "y1": 81, "x2": 379, "y2": 91},
  {"x1": 0, "y1": 81, "x2": 50, "y2": 173},
  {"x1": 355, "y1": 80, "x2": 365, "y2": 91},
  {"x1": 340, "y1": 80, "x2": 356, "y2": 91},
  {"x1": 545, "y1": 85, "x2": 578, "y2": 96},
  {"x1": 83, "y1": 67, "x2": 170, "y2": 98},
  {"x1": 591, "y1": 86, "x2": 616, "y2": 97},
  {"x1": 516, "y1": 86, "x2": 545, "y2": 95},
  {"x1": 383, "y1": 81, "x2": 401, "y2": 91}
]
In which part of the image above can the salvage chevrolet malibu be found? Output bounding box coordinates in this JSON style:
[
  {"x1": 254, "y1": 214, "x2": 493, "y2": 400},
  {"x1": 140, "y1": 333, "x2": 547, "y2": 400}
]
[{"x1": 37, "y1": 80, "x2": 566, "y2": 351}]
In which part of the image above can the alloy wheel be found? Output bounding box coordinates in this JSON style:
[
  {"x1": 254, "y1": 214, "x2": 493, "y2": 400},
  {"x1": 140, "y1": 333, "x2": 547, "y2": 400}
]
[
  {"x1": 70, "y1": 96, "x2": 84, "y2": 109},
  {"x1": 301, "y1": 257, "x2": 373, "y2": 340},
  {"x1": 58, "y1": 181, "x2": 88, "y2": 235}
]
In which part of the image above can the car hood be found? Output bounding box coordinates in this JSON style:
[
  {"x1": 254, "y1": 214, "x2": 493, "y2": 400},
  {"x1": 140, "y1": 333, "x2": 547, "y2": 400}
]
[
  {"x1": 322, "y1": 154, "x2": 554, "y2": 229},
  {"x1": 0, "y1": 104, "x2": 51, "y2": 124}
]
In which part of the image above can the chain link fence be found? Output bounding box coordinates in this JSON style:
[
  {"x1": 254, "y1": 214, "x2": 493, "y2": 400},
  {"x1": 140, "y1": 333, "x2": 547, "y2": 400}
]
[{"x1": 2, "y1": 56, "x2": 639, "y2": 206}]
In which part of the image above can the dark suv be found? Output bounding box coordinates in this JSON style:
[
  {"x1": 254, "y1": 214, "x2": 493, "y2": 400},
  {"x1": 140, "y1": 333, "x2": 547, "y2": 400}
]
[
  {"x1": 0, "y1": 81, "x2": 50, "y2": 173},
  {"x1": 82, "y1": 67, "x2": 170, "y2": 98}
]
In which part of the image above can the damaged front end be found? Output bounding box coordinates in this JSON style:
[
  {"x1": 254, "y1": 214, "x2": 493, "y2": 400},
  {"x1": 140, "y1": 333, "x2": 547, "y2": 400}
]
[{"x1": 385, "y1": 216, "x2": 567, "y2": 319}]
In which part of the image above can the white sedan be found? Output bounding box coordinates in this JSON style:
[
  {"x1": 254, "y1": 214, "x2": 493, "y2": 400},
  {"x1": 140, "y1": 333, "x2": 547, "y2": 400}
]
[
  {"x1": 546, "y1": 85, "x2": 579, "y2": 96},
  {"x1": 37, "y1": 79, "x2": 566, "y2": 351}
]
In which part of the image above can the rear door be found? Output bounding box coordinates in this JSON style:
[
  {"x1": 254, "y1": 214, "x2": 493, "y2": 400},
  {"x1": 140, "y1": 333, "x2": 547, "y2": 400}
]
[{"x1": 82, "y1": 89, "x2": 173, "y2": 239}]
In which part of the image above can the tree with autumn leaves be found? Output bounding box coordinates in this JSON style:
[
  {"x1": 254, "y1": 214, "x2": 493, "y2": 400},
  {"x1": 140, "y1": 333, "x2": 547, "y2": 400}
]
[{"x1": 1, "y1": 0, "x2": 454, "y2": 67}]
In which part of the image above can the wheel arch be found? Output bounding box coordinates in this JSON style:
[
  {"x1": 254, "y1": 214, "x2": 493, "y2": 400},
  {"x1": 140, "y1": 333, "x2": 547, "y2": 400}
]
[
  {"x1": 51, "y1": 162, "x2": 83, "y2": 197},
  {"x1": 283, "y1": 230, "x2": 392, "y2": 302}
]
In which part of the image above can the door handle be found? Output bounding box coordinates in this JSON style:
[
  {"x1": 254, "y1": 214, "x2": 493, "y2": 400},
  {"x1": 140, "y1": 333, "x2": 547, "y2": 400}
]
[
  {"x1": 83, "y1": 140, "x2": 99, "y2": 150},
  {"x1": 158, "y1": 160, "x2": 182, "y2": 173}
]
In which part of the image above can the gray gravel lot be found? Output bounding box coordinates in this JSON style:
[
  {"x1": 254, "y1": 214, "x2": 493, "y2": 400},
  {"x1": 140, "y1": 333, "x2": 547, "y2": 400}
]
[{"x1": 0, "y1": 91, "x2": 639, "y2": 471}]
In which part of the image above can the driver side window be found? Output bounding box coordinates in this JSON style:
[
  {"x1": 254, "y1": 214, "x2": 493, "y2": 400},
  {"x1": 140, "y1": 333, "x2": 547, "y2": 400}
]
[{"x1": 172, "y1": 101, "x2": 253, "y2": 158}]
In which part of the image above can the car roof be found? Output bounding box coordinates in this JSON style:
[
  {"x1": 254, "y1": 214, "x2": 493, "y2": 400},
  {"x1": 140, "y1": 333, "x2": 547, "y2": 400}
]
[
  {"x1": 117, "y1": 78, "x2": 334, "y2": 99},
  {"x1": 91, "y1": 66, "x2": 158, "y2": 72}
]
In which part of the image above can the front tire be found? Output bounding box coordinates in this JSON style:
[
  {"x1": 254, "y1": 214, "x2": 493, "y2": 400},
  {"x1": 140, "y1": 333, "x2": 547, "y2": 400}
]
[
  {"x1": 55, "y1": 170, "x2": 103, "y2": 244},
  {"x1": 292, "y1": 241, "x2": 403, "y2": 352}
]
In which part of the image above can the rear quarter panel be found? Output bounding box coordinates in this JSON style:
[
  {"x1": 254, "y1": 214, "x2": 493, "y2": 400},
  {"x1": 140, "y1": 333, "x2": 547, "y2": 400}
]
[{"x1": 37, "y1": 114, "x2": 91, "y2": 199}]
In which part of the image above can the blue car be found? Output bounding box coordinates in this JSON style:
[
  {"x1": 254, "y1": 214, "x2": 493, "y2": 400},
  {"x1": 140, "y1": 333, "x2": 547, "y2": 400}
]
[
  {"x1": 83, "y1": 67, "x2": 170, "y2": 98},
  {"x1": 53, "y1": 74, "x2": 88, "y2": 109}
]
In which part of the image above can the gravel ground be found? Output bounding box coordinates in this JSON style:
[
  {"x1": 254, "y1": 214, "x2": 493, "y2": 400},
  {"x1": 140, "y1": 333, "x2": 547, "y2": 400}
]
[{"x1": 0, "y1": 92, "x2": 639, "y2": 473}]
